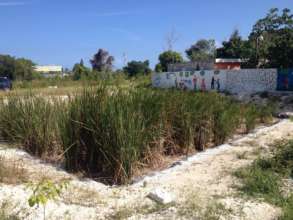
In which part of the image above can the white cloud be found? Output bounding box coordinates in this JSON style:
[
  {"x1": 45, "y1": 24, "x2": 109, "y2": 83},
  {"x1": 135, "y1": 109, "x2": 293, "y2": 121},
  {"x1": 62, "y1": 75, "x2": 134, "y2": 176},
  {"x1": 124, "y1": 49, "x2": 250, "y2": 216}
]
[
  {"x1": 96, "y1": 11, "x2": 141, "y2": 17},
  {"x1": 0, "y1": 1, "x2": 27, "y2": 6}
]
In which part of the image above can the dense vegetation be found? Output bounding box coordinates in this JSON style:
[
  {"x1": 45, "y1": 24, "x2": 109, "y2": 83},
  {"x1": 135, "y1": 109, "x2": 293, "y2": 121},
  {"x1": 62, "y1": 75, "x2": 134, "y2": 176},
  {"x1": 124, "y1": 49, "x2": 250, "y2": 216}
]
[
  {"x1": 235, "y1": 140, "x2": 293, "y2": 220},
  {"x1": 0, "y1": 86, "x2": 275, "y2": 184},
  {"x1": 0, "y1": 55, "x2": 38, "y2": 80}
]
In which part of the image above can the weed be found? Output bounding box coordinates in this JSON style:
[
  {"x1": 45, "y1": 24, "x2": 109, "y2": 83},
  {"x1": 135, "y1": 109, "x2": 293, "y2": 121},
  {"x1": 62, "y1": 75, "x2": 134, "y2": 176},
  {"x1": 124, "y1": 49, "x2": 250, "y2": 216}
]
[
  {"x1": 177, "y1": 191, "x2": 232, "y2": 219},
  {"x1": 234, "y1": 140, "x2": 293, "y2": 219},
  {"x1": 0, "y1": 201, "x2": 20, "y2": 220},
  {"x1": 0, "y1": 156, "x2": 28, "y2": 184},
  {"x1": 236, "y1": 152, "x2": 248, "y2": 160},
  {"x1": 27, "y1": 179, "x2": 69, "y2": 220}
]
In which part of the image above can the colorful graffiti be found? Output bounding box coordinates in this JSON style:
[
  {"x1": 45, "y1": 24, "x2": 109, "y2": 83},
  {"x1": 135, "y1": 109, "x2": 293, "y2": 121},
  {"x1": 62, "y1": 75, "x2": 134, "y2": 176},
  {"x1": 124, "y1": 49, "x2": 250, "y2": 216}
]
[
  {"x1": 169, "y1": 70, "x2": 225, "y2": 92},
  {"x1": 153, "y1": 70, "x2": 225, "y2": 91},
  {"x1": 277, "y1": 69, "x2": 293, "y2": 91},
  {"x1": 153, "y1": 69, "x2": 279, "y2": 94}
]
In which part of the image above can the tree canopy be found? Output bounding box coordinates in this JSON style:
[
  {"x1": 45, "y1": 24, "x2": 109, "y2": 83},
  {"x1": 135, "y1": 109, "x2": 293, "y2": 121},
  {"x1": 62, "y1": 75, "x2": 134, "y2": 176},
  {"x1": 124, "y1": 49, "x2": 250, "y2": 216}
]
[
  {"x1": 123, "y1": 60, "x2": 151, "y2": 77},
  {"x1": 185, "y1": 39, "x2": 216, "y2": 62},
  {"x1": 0, "y1": 55, "x2": 36, "y2": 80},
  {"x1": 215, "y1": 8, "x2": 293, "y2": 68},
  {"x1": 155, "y1": 50, "x2": 183, "y2": 72},
  {"x1": 72, "y1": 61, "x2": 91, "y2": 80},
  {"x1": 90, "y1": 49, "x2": 114, "y2": 72},
  {"x1": 216, "y1": 30, "x2": 253, "y2": 59}
]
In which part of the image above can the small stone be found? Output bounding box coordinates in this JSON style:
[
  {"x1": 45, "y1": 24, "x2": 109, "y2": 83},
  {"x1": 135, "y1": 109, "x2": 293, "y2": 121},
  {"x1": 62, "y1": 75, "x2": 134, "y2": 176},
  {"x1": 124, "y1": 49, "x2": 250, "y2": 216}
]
[{"x1": 147, "y1": 189, "x2": 174, "y2": 205}]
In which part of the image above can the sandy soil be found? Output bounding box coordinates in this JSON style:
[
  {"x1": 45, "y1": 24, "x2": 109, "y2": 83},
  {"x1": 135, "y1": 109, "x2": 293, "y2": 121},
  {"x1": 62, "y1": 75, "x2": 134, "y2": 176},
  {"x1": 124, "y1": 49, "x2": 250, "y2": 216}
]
[{"x1": 0, "y1": 119, "x2": 293, "y2": 220}]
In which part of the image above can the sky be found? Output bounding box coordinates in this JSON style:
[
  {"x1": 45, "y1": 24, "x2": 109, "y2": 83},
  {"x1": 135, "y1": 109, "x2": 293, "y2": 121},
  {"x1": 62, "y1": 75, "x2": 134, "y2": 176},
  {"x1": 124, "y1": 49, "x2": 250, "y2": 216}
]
[{"x1": 0, "y1": 0, "x2": 292, "y2": 69}]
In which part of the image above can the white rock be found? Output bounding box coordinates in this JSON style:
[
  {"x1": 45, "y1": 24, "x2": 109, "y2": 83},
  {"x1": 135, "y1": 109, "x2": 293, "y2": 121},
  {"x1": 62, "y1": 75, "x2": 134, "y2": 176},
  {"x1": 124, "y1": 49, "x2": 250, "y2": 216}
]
[{"x1": 147, "y1": 189, "x2": 174, "y2": 205}]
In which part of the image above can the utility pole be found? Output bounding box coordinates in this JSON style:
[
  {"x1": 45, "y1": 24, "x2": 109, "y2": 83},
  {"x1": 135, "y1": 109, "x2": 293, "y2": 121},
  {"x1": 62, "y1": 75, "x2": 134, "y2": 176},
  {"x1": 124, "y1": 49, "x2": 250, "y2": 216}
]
[
  {"x1": 256, "y1": 35, "x2": 264, "y2": 68},
  {"x1": 122, "y1": 52, "x2": 127, "y2": 67}
]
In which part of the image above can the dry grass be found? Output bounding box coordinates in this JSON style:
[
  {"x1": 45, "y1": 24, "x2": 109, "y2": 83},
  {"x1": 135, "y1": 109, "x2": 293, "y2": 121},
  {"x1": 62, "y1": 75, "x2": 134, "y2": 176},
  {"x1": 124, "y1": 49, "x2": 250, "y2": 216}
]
[
  {"x1": 0, "y1": 156, "x2": 28, "y2": 185},
  {"x1": 61, "y1": 185, "x2": 104, "y2": 207}
]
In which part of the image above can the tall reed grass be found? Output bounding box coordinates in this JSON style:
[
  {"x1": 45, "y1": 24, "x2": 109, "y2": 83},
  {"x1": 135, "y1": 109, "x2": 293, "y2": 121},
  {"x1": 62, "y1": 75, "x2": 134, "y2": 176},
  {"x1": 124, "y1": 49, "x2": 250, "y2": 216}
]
[
  {"x1": 0, "y1": 87, "x2": 276, "y2": 184},
  {"x1": 0, "y1": 94, "x2": 62, "y2": 159}
]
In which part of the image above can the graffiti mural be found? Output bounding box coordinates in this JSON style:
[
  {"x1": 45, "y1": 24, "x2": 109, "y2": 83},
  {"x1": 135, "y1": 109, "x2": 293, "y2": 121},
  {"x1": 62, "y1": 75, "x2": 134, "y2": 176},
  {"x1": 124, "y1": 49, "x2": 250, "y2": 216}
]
[
  {"x1": 277, "y1": 69, "x2": 293, "y2": 91},
  {"x1": 153, "y1": 70, "x2": 225, "y2": 91},
  {"x1": 153, "y1": 69, "x2": 280, "y2": 94}
]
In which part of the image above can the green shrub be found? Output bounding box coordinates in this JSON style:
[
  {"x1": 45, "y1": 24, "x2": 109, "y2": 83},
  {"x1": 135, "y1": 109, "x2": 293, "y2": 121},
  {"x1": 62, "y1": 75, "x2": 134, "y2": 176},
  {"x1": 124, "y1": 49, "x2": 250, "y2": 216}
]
[{"x1": 243, "y1": 104, "x2": 260, "y2": 133}]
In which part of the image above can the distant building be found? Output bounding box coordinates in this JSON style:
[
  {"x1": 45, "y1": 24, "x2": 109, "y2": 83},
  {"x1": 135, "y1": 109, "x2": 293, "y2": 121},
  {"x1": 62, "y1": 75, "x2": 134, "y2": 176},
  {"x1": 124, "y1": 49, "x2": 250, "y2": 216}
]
[
  {"x1": 35, "y1": 65, "x2": 63, "y2": 77},
  {"x1": 214, "y1": 58, "x2": 242, "y2": 70},
  {"x1": 167, "y1": 58, "x2": 243, "y2": 72},
  {"x1": 168, "y1": 60, "x2": 214, "y2": 72}
]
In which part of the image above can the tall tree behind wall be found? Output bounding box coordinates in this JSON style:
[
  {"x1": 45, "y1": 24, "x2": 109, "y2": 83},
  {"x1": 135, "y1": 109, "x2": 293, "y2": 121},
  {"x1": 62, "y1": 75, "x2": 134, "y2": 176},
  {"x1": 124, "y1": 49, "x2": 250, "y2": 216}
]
[{"x1": 90, "y1": 49, "x2": 114, "y2": 72}]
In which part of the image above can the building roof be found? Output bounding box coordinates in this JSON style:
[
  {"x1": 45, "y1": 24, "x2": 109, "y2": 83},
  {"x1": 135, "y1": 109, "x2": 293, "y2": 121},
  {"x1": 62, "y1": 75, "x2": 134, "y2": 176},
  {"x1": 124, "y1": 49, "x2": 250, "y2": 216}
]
[
  {"x1": 35, "y1": 65, "x2": 63, "y2": 72},
  {"x1": 215, "y1": 58, "x2": 243, "y2": 63}
]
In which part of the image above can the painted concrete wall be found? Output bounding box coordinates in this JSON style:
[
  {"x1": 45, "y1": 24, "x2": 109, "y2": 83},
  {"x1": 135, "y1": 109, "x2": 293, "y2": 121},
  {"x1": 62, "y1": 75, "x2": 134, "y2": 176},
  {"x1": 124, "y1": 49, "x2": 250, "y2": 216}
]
[
  {"x1": 152, "y1": 69, "x2": 278, "y2": 94},
  {"x1": 277, "y1": 69, "x2": 293, "y2": 91},
  {"x1": 152, "y1": 70, "x2": 226, "y2": 91},
  {"x1": 226, "y1": 69, "x2": 277, "y2": 94}
]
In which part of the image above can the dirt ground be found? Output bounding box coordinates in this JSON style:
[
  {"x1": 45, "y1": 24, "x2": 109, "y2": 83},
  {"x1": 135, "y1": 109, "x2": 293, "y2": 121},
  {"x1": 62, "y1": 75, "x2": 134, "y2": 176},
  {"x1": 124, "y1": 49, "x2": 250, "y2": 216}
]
[{"x1": 0, "y1": 119, "x2": 293, "y2": 220}]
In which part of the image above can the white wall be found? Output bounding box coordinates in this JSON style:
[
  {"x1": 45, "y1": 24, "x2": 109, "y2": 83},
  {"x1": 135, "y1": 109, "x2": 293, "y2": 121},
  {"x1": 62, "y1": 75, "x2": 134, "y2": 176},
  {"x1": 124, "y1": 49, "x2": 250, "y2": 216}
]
[
  {"x1": 152, "y1": 69, "x2": 278, "y2": 94},
  {"x1": 225, "y1": 69, "x2": 277, "y2": 94}
]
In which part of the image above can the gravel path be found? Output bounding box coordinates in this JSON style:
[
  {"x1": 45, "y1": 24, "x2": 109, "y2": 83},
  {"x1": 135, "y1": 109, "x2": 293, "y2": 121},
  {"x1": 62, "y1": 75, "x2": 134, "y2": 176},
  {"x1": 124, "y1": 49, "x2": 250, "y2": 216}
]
[{"x1": 1, "y1": 119, "x2": 293, "y2": 220}]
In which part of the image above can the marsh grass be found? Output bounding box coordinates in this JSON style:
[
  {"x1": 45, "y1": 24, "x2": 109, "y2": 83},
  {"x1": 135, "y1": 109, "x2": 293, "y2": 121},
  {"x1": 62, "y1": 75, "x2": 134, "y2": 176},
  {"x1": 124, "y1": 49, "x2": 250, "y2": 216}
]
[
  {"x1": 0, "y1": 85, "x2": 275, "y2": 184},
  {"x1": 0, "y1": 94, "x2": 63, "y2": 160}
]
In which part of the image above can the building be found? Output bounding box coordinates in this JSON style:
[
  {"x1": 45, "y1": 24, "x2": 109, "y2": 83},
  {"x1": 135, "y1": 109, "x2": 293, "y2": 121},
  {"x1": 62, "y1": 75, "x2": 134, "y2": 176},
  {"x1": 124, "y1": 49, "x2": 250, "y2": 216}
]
[
  {"x1": 35, "y1": 65, "x2": 63, "y2": 77},
  {"x1": 168, "y1": 60, "x2": 214, "y2": 72},
  {"x1": 214, "y1": 58, "x2": 242, "y2": 70},
  {"x1": 167, "y1": 58, "x2": 243, "y2": 72}
]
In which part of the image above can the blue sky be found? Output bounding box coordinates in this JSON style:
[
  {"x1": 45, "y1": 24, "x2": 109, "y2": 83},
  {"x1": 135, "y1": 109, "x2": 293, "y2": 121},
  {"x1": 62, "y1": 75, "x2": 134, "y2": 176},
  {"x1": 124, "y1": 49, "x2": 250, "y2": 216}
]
[{"x1": 1, "y1": 0, "x2": 292, "y2": 69}]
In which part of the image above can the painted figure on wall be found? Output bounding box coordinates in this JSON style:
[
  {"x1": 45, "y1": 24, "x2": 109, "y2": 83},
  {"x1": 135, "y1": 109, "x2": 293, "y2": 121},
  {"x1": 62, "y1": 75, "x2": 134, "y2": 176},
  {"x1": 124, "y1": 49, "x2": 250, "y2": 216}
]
[
  {"x1": 193, "y1": 76, "x2": 197, "y2": 91},
  {"x1": 216, "y1": 78, "x2": 221, "y2": 91},
  {"x1": 211, "y1": 76, "x2": 215, "y2": 89},
  {"x1": 201, "y1": 78, "x2": 206, "y2": 91},
  {"x1": 175, "y1": 77, "x2": 178, "y2": 88},
  {"x1": 284, "y1": 76, "x2": 289, "y2": 90}
]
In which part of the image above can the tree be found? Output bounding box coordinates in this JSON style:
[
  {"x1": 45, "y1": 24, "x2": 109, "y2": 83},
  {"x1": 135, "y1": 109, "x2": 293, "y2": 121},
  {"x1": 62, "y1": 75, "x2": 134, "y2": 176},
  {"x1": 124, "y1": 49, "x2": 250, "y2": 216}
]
[
  {"x1": 155, "y1": 63, "x2": 163, "y2": 72},
  {"x1": 248, "y1": 8, "x2": 293, "y2": 68},
  {"x1": 267, "y1": 28, "x2": 293, "y2": 68},
  {"x1": 156, "y1": 51, "x2": 183, "y2": 72},
  {"x1": 72, "y1": 62, "x2": 90, "y2": 80},
  {"x1": 216, "y1": 30, "x2": 252, "y2": 59},
  {"x1": 80, "y1": 59, "x2": 84, "y2": 66},
  {"x1": 0, "y1": 54, "x2": 36, "y2": 80},
  {"x1": 15, "y1": 58, "x2": 37, "y2": 80},
  {"x1": 0, "y1": 55, "x2": 16, "y2": 79},
  {"x1": 185, "y1": 39, "x2": 216, "y2": 62},
  {"x1": 90, "y1": 49, "x2": 114, "y2": 72},
  {"x1": 123, "y1": 60, "x2": 151, "y2": 77}
]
